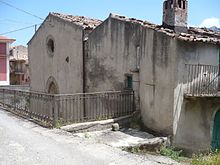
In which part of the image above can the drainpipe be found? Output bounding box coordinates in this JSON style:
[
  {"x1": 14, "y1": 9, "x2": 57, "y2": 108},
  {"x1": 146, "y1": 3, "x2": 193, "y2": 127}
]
[
  {"x1": 82, "y1": 31, "x2": 86, "y2": 119},
  {"x1": 82, "y1": 31, "x2": 86, "y2": 93}
]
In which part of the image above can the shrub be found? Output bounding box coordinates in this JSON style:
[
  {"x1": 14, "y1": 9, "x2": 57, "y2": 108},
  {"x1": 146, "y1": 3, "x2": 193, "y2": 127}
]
[{"x1": 160, "y1": 146, "x2": 184, "y2": 162}]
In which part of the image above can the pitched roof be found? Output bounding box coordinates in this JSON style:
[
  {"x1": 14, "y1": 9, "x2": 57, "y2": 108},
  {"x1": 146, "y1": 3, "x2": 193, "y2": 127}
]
[
  {"x1": 110, "y1": 13, "x2": 220, "y2": 45},
  {"x1": 50, "y1": 12, "x2": 102, "y2": 30},
  {"x1": 0, "y1": 36, "x2": 15, "y2": 43},
  {"x1": 28, "y1": 12, "x2": 102, "y2": 45}
]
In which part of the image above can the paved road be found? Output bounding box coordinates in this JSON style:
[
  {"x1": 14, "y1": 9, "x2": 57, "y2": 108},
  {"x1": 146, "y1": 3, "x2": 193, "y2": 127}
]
[{"x1": 0, "y1": 109, "x2": 178, "y2": 165}]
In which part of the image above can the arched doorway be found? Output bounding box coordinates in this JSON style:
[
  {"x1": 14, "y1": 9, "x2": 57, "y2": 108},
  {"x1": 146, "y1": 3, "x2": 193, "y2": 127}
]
[
  {"x1": 45, "y1": 76, "x2": 59, "y2": 94},
  {"x1": 212, "y1": 110, "x2": 220, "y2": 151},
  {"x1": 45, "y1": 76, "x2": 60, "y2": 122},
  {"x1": 48, "y1": 81, "x2": 58, "y2": 94}
]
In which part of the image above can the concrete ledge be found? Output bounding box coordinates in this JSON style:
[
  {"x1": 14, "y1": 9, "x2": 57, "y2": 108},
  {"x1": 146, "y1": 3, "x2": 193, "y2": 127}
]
[
  {"x1": 123, "y1": 137, "x2": 167, "y2": 152},
  {"x1": 61, "y1": 115, "x2": 132, "y2": 133},
  {"x1": 75, "y1": 128, "x2": 169, "y2": 155}
]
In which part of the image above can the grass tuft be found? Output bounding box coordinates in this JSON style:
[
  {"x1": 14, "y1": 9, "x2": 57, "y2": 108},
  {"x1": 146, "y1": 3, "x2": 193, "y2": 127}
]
[
  {"x1": 191, "y1": 151, "x2": 220, "y2": 165},
  {"x1": 160, "y1": 146, "x2": 186, "y2": 162}
]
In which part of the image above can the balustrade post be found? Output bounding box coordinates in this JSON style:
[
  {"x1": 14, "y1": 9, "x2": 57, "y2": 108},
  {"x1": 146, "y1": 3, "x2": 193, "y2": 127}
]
[
  {"x1": 52, "y1": 95, "x2": 58, "y2": 127},
  {"x1": 3, "y1": 89, "x2": 5, "y2": 107},
  {"x1": 14, "y1": 90, "x2": 16, "y2": 111},
  {"x1": 132, "y1": 90, "x2": 135, "y2": 113}
]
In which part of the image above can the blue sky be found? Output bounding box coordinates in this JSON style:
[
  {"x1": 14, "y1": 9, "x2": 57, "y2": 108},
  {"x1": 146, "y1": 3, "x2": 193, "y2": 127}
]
[{"x1": 0, "y1": 0, "x2": 219, "y2": 46}]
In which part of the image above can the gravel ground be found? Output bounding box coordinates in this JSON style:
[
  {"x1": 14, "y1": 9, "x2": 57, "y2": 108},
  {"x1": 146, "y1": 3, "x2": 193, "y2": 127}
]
[{"x1": 0, "y1": 109, "x2": 181, "y2": 165}]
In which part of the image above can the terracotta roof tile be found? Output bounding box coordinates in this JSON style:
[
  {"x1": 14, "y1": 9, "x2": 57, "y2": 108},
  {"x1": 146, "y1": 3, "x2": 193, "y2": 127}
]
[
  {"x1": 50, "y1": 12, "x2": 102, "y2": 30},
  {"x1": 110, "y1": 13, "x2": 220, "y2": 45}
]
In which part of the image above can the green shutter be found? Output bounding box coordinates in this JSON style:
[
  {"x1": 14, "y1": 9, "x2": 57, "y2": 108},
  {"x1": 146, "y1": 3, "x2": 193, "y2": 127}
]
[
  {"x1": 127, "y1": 76, "x2": 132, "y2": 89},
  {"x1": 212, "y1": 110, "x2": 220, "y2": 151}
]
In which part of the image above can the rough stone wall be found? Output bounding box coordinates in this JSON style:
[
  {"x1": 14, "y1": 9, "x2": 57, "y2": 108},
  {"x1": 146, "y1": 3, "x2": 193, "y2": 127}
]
[
  {"x1": 86, "y1": 17, "x2": 141, "y2": 94},
  {"x1": 10, "y1": 45, "x2": 28, "y2": 61},
  {"x1": 163, "y1": 0, "x2": 188, "y2": 31},
  {"x1": 28, "y1": 15, "x2": 84, "y2": 94}
]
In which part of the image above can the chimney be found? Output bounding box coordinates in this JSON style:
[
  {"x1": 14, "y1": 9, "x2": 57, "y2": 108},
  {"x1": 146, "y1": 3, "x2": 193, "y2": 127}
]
[{"x1": 162, "y1": 0, "x2": 188, "y2": 33}]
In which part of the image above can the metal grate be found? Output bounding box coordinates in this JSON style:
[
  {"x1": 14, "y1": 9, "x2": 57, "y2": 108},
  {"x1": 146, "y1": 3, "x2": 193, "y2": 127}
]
[
  {"x1": 185, "y1": 64, "x2": 219, "y2": 96},
  {"x1": 0, "y1": 88, "x2": 135, "y2": 127},
  {"x1": 0, "y1": 88, "x2": 54, "y2": 127},
  {"x1": 54, "y1": 90, "x2": 135, "y2": 124}
]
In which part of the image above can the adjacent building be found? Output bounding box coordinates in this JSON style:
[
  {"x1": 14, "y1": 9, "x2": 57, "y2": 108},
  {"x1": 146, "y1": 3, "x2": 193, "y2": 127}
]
[
  {"x1": 9, "y1": 45, "x2": 30, "y2": 85},
  {"x1": 28, "y1": 0, "x2": 220, "y2": 152},
  {"x1": 0, "y1": 36, "x2": 15, "y2": 85}
]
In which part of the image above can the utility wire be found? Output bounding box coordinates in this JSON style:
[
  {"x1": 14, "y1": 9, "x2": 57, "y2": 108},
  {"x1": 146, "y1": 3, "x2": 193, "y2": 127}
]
[
  {"x1": 0, "y1": 19, "x2": 34, "y2": 25},
  {"x1": 0, "y1": 0, "x2": 44, "y2": 20},
  {"x1": 0, "y1": 23, "x2": 41, "y2": 35},
  {"x1": 0, "y1": 20, "x2": 34, "y2": 26}
]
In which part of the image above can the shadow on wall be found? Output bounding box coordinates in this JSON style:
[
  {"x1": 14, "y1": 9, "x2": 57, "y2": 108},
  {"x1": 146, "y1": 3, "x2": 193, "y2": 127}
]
[{"x1": 173, "y1": 97, "x2": 220, "y2": 154}]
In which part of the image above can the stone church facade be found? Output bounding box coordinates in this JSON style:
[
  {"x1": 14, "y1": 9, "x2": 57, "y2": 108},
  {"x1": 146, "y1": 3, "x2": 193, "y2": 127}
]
[
  {"x1": 28, "y1": 13, "x2": 102, "y2": 94},
  {"x1": 28, "y1": 0, "x2": 220, "y2": 152}
]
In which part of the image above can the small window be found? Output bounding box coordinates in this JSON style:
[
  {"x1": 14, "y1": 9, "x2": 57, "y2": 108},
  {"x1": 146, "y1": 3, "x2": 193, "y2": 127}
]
[
  {"x1": 125, "y1": 74, "x2": 133, "y2": 89},
  {"x1": 165, "y1": 1, "x2": 168, "y2": 9},
  {"x1": 170, "y1": 0, "x2": 173, "y2": 8},
  {"x1": 136, "y1": 46, "x2": 140, "y2": 69},
  {"x1": 9, "y1": 50, "x2": 13, "y2": 56},
  {"x1": 178, "y1": 0, "x2": 182, "y2": 8},
  {"x1": 47, "y1": 39, "x2": 54, "y2": 53},
  {"x1": 65, "y1": 56, "x2": 69, "y2": 63},
  {"x1": 0, "y1": 43, "x2": 6, "y2": 54},
  {"x1": 183, "y1": 0, "x2": 186, "y2": 9},
  {"x1": 46, "y1": 35, "x2": 55, "y2": 56}
]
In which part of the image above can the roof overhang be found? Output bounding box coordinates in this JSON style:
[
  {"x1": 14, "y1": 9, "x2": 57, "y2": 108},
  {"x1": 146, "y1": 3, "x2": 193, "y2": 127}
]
[{"x1": 0, "y1": 36, "x2": 15, "y2": 43}]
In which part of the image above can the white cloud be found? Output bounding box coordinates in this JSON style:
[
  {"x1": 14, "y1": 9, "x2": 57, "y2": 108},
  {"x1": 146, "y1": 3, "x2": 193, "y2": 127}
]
[{"x1": 199, "y1": 17, "x2": 220, "y2": 28}]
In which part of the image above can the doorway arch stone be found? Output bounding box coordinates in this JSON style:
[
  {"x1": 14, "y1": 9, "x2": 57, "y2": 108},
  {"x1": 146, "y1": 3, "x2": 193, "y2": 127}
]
[{"x1": 45, "y1": 76, "x2": 59, "y2": 94}]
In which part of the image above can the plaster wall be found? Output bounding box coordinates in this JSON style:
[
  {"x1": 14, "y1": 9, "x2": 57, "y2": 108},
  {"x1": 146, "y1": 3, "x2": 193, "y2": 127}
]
[
  {"x1": 173, "y1": 97, "x2": 220, "y2": 152},
  {"x1": 87, "y1": 17, "x2": 179, "y2": 135},
  {"x1": 140, "y1": 29, "x2": 177, "y2": 135},
  {"x1": 173, "y1": 42, "x2": 220, "y2": 151},
  {"x1": 86, "y1": 17, "x2": 141, "y2": 99},
  {"x1": 28, "y1": 15, "x2": 84, "y2": 94}
]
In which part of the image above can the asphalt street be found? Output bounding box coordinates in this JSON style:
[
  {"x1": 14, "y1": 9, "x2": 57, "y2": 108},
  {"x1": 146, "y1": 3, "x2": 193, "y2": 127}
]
[{"x1": 0, "y1": 109, "x2": 178, "y2": 165}]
